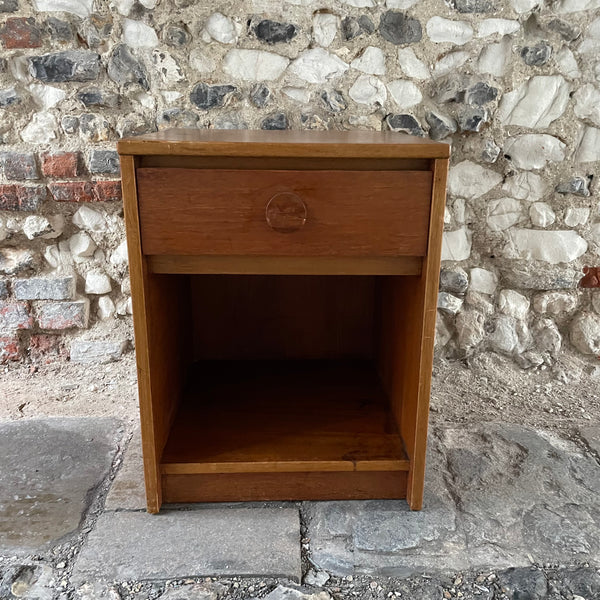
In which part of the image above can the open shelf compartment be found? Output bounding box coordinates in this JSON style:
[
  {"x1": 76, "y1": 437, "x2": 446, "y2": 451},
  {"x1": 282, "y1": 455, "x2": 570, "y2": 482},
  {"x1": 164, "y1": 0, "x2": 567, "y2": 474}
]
[
  {"x1": 161, "y1": 359, "x2": 410, "y2": 476},
  {"x1": 140, "y1": 273, "x2": 423, "y2": 505}
]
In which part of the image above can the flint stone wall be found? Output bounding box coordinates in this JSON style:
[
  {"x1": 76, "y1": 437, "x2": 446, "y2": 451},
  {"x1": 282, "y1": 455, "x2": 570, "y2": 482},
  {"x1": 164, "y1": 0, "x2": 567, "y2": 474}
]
[{"x1": 0, "y1": 0, "x2": 599, "y2": 367}]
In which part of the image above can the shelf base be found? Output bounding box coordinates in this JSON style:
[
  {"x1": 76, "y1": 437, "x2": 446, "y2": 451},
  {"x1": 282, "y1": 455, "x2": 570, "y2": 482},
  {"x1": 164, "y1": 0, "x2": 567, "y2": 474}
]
[
  {"x1": 163, "y1": 471, "x2": 407, "y2": 503},
  {"x1": 160, "y1": 360, "x2": 410, "y2": 502}
]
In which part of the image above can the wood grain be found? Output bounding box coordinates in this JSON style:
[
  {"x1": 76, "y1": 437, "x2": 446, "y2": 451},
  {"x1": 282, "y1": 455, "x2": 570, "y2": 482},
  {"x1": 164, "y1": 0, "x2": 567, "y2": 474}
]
[
  {"x1": 190, "y1": 275, "x2": 375, "y2": 360},
  {"x1": 121, "y1": 156, "x2": 192, "y2": 514},
  {"x1": 162, "y1": 471, "x2": 408, "y2": 503},
  {"x1": 137, "y1": 168, "x2": 432, "y2": 257},
  {"x1": 160, "y1": 360, "x2": 408, "y2": 480},
  {"x1": 138, "y1": 155, "x2": 432, "y2": 171},
  {"x1": 120, "y1": 131, "x2": 449, "y2": 512},
  {"x1": 121, "y1": 155, "x2": 162, "y2": 514},
  {"x1": 148, "y1": 255, "x2": 422, "y2": 276},
  {"x1": 404, "y1": 157, "x2": 449, "y2": 510},
  {"x1": 118, "y1": 128, "x2": 450, "y2": 159}
]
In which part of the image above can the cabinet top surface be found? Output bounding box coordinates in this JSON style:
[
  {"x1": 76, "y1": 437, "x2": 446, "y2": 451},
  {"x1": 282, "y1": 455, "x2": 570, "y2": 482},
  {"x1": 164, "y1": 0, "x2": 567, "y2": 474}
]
[{"x1": 117, "y1": 128, "x2": 450, "y2": 159}]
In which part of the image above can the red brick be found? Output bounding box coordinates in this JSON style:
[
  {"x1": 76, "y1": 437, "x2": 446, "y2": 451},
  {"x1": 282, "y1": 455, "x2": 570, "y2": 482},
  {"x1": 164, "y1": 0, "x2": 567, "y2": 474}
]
[
  {"x1": 0, "y1": 301, "x2": 33, "y2": 330},
  {"x1": 47, "y1": 181, "x2": 94, "y2": 202},
  {"x1": 93, "y1": 180, "x2": 122, "y2": 202},
  {"x1": 0, "y1": 17, "x2": 42, "y2": 49},
  {"x1": 29, "y1": 333, "x2": 67, "y2": 362},
  {"x1": 0, "y1": 184, "x2": 46, "y2": 211},
  {"x1": 36, "y1": 300, "x2": 89, "y2": 330},
  {"x1": 0, "y1": 184, "x2": 17, "y2": 210},
  {"x1": 40, "y1": 151, "x2": 82, "y2": 178},
  {"x1": 0, "y1": 335, "x2": 21, "y2": 362}
]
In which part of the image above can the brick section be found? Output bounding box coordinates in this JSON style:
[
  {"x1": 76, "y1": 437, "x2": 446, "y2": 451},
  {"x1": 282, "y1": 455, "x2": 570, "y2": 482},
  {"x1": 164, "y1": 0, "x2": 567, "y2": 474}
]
[
  {"x1": 0, "y1": 17, "x2": 42, "y2": 48},
  {"x1": 93, "y1": 180, "x2": 122, "y2": 202},
  {"x1": 0, "y1": 280, "x2": 7, "y2": 298},
  {"x1": 36, "y1": 299, "x2": 89, "y2": 330},
  {"x1": 0, "y1": 184, "x2": 47, "y2": 211},
  {"x1": 40, "y1": 151, "x2": 82, "y2": 178},
  {"x1": 47, "y1": 181, "x2": 94, "y2": 202},
  {"x1": 0, "y1": 335, "x2": 21, "y2": 362},
  {"x1": 88, "y1": 150, "x2": 120, "y2": 174},
  {"x1": 29, "y1": 333, "x2": 67, "y2": 362},
  {"x1": 0, "y1": 0, "x2": 19, "y2": 13},
  {"x1": 13, "y1": 276, "x2": 75, "y2": 301},
  {"x1": 0, "y1": 301, "x2": 33, "y2": 331},
  {"x1": 1, "y1": 151, "x2": 38, "y2": 180}
]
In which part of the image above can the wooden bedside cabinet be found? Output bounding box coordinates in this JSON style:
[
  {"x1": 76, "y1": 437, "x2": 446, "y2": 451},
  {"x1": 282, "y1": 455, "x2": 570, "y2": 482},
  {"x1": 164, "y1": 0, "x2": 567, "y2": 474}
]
[{"x1": 117, "y1": 129, "x2": 449, "y2": 514}]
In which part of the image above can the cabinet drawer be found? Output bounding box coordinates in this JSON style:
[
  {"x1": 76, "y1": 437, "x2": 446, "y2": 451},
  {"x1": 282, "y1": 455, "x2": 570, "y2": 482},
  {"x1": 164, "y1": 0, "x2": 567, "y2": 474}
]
[{"x1": 136, "y1": 168, "x2": 433, "y2": 257}]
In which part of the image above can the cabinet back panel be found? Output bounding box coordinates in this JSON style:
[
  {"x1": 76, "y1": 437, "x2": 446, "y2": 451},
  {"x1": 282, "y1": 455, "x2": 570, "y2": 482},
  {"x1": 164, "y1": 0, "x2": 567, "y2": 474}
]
[{"x1": 190, "y1": 275, "x2": 375, "y2": 360}]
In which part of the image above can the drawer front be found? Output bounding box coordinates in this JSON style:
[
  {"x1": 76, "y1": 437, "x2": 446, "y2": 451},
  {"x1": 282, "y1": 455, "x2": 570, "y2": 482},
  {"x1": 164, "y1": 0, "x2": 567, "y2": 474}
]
[{"x1": 136, "y1": 168, "x2": 433, "y2": 257}]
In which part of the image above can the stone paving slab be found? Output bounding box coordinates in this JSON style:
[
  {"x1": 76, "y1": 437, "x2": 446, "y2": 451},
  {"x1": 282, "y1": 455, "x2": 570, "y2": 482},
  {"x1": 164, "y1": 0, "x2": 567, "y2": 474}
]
[
  {"x1": 306, "y1": 424, "x2": 600, "y2": 576},
  {"x1": 104, "y1": 428, "x2": 146, "y2": 511},
  {"x1": 580, "y1": 426, "x2": 600, "y2": 457},
  {"x1": 72, "y1": 508, "x2": 301, "y2": 583},
  {"x1": 0, "y1": 418, "x2": 122, "y2": 556}
]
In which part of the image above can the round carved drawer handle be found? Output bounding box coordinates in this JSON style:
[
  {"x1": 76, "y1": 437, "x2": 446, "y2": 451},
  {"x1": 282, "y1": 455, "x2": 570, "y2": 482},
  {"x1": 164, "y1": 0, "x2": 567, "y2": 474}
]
[{"x1": 265, "y1": 192, "x2": 307, "y2": 233}]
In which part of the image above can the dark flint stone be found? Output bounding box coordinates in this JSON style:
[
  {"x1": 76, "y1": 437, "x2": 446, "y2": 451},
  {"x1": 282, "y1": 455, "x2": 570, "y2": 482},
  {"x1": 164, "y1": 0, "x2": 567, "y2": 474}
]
[
  {"x1": 0, "y1": 88, "x2": 20, "y2": 107},
  {"x1": 157, "y1": 108, "x2": 199, "y2": 129},
  {"x1": 555, "y1": 177, "x2": 591, "y2": 197},
  {"x1": 0, "y1": 0, "x2": 18, "y2": 12},
  {"x1": 118, "y1": 115, "x2": 156, "y2": 137},
  {"x1": 521, "y1": 42, "x2": 552, "y2": 66},
  {"x1": 29, "y1": 51, "x2": 100, "y2": 83},
  {"x1": 164, "y1": 23, "x2": 191, "y2": 46},
  {"x1": 61, "y1": 115, "x2": 79, "y2": 134},
  {"x1": 190, "y1": 83, "x2": 236, "y2": 110},
  {"x1": 261, "y1": 113, "x2": 289, "y2": 130},
  {"x1": 108, "y1": 44, "x2": 149, "y2": 90},
  {"x1": 254, "y1": 20, "x2": 297, "y2": 44},
  {"x1": 78, "y1": 14, "x2": 112, "y2": 49},
  {"x1": 466, "y1": 82, "x2": 498, "y2": 106},
  {"x1": 342, "y1": 15, "x2": 374, "y2": 40},
  {"x1": 321, "y1": 90, "x2": 346, "y2": 113},
  {"x1": 379, "y1": 11, "x2": 422, "y2": 45},
  {"x1": 386, "y1": 114, "x2": 424, "y2": 136},
  {"x1": 342, "y1": 17, "x2": 361, "y2": 40},
  {"x1": 458, "y1": 106, "x2": 487, "y2": 132},
  {"x1": 79, "y1": 113, "x2": 111, "y2": 140},
  {"x1": 358, "y1": 15, "x2": 375, "y2": 34},
  {"x1": 250, "y1": 83, "x2": 270, "y2": 108},
  {"x1": 46, "y1": 17, "x2": 73, "y2": 42},
  {"x1": 426, "y1": 112, "x2": 457, "y2": 140},
  {"x1": 77, "y1": 87, "x2": 119, "y2": 108},
  {"x1": 89, "y1": 150, "x2": 120, "y2": 174},
  {"x1": 453, "y1": 0, "x2": 494, "y2": 12}
]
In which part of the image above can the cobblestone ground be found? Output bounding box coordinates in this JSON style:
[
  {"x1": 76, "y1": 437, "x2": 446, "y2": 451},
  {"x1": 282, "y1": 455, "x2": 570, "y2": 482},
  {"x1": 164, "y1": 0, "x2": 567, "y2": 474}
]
[{"x1": 0, "y1": 417, "x2": 599, "y2": 600}]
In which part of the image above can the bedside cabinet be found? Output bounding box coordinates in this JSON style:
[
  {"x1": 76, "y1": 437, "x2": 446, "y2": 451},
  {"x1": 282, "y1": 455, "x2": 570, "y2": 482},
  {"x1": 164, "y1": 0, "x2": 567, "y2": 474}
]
[{"x1": 117, "y1": 129, "x2": 449, "y2": 514}]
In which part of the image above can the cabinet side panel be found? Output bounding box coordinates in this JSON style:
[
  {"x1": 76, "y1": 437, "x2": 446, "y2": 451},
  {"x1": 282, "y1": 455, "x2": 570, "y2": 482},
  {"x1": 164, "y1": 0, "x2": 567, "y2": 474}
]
[
  {"x1": 121, "y1": 155, "x2": 161, "y2": 513},
  {"x1": 121, "y1": 155, "x2": 191, "y2": 513},
  {"x1": 378, "y1": 158, "x2": 448, "y2": 511},
  {"x1": 404, "y1": 158, "x2": 449, "y2": 510}
]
